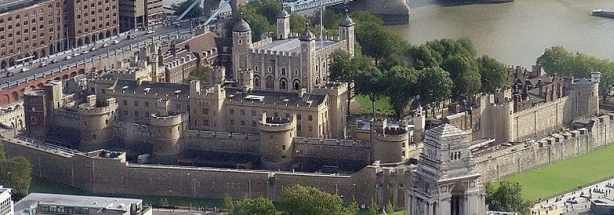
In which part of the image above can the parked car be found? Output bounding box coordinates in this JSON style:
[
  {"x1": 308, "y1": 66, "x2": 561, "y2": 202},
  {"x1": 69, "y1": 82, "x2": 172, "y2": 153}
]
[
  {"x1": 50, "y1": 59, "x2": 58, "y2": 64},
  {"x1": 90, "y1": 46, "x2": 98, "y2": 51},
  {"x1": 64, "y1": 55, "x2": 72, "y2": 60},
  {"x1": 20, "y1": 68, "x2": 29, "y2": 73},
  {"x1": 81, "y1": 50, "x2": 89, "y2": 55},
  {"x1": 112, "y1": 40, "x2": 120, "y2": 45},
  {"x1": 5, "y1": 72, "x2": 14, "y2": 77},
  {"x1": 146, "y1": 30, "x2": 155, "y2": 34},
  {"x1": 101, "y1": 43, "x2": 109, "y2": 48},
  {"x1": 127, "y1": 34, "x2": 135, "y2": 40},
  {"x1": 39, "y1": 62, "x2": 47, "y2": 68},
  {"x1": 72, "y1": 52, "x2": 80, "y2": 57}
]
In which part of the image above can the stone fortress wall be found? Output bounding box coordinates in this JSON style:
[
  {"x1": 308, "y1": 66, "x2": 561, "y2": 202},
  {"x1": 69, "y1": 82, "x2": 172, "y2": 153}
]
[
  {"x1": 2, "y1": 137, "x2": 409, "y2": 209},
  {"x1": 474, "y1": 113, "x2": 614, "y2": 181}
]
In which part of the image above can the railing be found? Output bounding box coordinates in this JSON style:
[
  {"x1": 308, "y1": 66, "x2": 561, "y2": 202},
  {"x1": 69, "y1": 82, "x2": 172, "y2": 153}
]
[
  {"x1": 0, "y1": 31, "x2": 194, "y2": 90},
  {"x1": 286, "y1": 0, "x2": 351, "y2": 12}
]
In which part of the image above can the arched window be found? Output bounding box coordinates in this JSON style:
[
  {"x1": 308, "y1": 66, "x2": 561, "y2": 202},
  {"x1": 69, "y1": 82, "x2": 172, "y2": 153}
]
[
  {"x1": 265, "y1": 76, "x2": 274, "y2": 90},
  {"x1": 254, "y1": 66, "x2": 258, "y2": 72},
  {"x1": 254, "y1": 76, "x2": 260, "y2": 87},
  {"x1": 281, "y1": 67, "x2": 286, "y2": 76},
  {"x1": 280, "y1": 79, "x2": 287, "y2": 90},
  {"x1": 294, "y1": 69, "x2": 299, "y2": 76},
  {"x1": 293, "y1": 80, "x2": 300, "y2": 91}
]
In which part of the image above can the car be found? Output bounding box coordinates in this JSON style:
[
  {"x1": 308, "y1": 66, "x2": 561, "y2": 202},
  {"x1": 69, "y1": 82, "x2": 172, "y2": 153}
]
[
  {"x1": 90, "y1": 46, "x2": 98, "y2": 51},
  {"x1": 81, "y1": 50, "x2": 89, "y2": 55},
  {"x1": 20, "y1": 68, "x2": 29, "y2": 73},
  {"x1": 112, "y1": 40, "x2": 120, "y2": 45},
  {"x1": 146, "y1": 30, "x2": 155, "y2": 34},
  {"x1": 72, "y1": 52, "x2": 80, "y2": 57},
  {"x1": 64, "y1": 55, "x2": 72, "y2": 60},
  {"x1": 101, "y1": 43, "x2": 109, "y2": 48},
  {"x1": 127, "y1": 34, "x2": 135, "y2": 40},
  {"x1": 39, "y1": 63, "x2": 47, "y2": 68},
  {"x1": 5, "y1": 72, "x2": 14, "y2": 77},
  {"x1": 50, "y1": 59, "x2": 58, "y2": 64}
]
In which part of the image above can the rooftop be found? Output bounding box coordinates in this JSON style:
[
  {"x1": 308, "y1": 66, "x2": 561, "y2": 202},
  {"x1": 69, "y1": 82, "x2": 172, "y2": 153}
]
[
  {"x1": 257, "y1": 38, "x2": 338, "y2": 53},
  {"x1": 14, "y1": 193, "x2": 143, "y2": 215},
  {"x1": 225, "y1": 87, "x2": 326, "y2": 107},
  {"x1": 0, "y1": 0, "x2": 45, "y2": 14},
  {"x1": 112, "y1": 79, "x2": 190, "y2": 97}
]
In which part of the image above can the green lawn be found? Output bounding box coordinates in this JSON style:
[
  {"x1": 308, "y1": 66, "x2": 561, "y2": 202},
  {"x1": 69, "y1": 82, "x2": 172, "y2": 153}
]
[
  {"x1": 354, "y1": 95, "x2": 394, "y2": 115},
  {"x1": 495, "y1": 144, "x2": 614, "y2": 201}
]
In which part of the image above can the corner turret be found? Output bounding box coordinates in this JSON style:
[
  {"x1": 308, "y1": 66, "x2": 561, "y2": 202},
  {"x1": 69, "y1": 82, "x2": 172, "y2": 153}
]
[
  {"x1": 259, "y1": 112, "x2": 296, "y2": 170},
  {"x1": 232, "y1": 18, "x2": 252, "y2": 80},
  {"x1": 276, "y1": 9, "x2": 290, "y2": 40},
  {"x1": 150, "y1": 98, "x2": 187, "y2": 164}
]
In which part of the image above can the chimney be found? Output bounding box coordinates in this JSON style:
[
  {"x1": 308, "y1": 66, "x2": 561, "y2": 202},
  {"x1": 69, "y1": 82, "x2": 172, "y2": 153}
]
[{"x1": 298, "y1": 88, "x2": 306, "y2": 99}]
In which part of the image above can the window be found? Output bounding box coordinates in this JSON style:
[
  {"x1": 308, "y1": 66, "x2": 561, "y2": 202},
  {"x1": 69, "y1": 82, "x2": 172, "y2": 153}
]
[
  {"x1": 133, "y1": 101, "x2": 138, "y2": 106},
  {"x1": 240, "y1": 120, "x2": 246, "y2": 126},
  {"x1": 230, "y1": 120, "x2": 234, "y2": 125},
  {"x1": 202, "y1": 108, "x2": 209, "y2": 114},
  {"x1": 229, "y1": 109, "x2": 234, "y2": 115},
  {"x1": 134, "y1": 111, "x2": 139, "y2": 117},
  {"x1": 145, "y1": 101, "x2": 149, "y2": 107},
  {"x1": 252, "y1": 121, "x2": 257, "y2": 127},
  {"x1": 251, "y1": 110, "x2": 256, "y2": 116},
  {"x1": 123, "y1": 100, "x2": 127, "y2": 105},
  {"x1": 203, "y1": 120, "x2": 209, "y2": 126},
  {"x1": 308, "y1": 115, "x2": 313, "y2": 121},
  {"x1": 297, "y1": 114, "x2": 301, "y2": 120}
]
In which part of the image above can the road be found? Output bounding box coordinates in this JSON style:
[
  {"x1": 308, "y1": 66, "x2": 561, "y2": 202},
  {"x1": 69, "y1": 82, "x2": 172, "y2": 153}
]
[
  {"x1": 1, "y1": 21, "x2": 198, "y2": 88},
  {"x1": 531, "y1": 178, "x2": 614, "y2": 214}
]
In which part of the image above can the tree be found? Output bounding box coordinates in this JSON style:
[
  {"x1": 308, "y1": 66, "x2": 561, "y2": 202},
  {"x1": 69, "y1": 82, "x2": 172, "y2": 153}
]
[
  {"x1": 186, "y1": 66, "x2": 212, "y2": 84},
  {"x1": 172, "y1": 0, "x2": 203, "y2": 19},
  {"x1": 354, "y1": 66, "x2": 385, "y2": 118},
  {"x1": 356, "y1": 22, "x2": 401, "y2": 66},
  {"x1": 329, "y1": 50, "x2": 374, "y2": 118},
  {"x1": 280, "y1": 185, "x2": 354, "y2": 215},
  {"x1": 0, "y1": 144, "x2": 32, "y2": 198},
  {"x1": 485, "y1": 181, "x2": 532, "y2": 215},
  {"x1": 290, "y1": 13, "x2": 310, "y2": 33},
  {"x1": 385, "y1": 200, "x2": 394, "y2": 214},
  {"x1": 477, "y1": 55, "x2": 508, "y2": 93},
  {"x1": 366, "y1": 199, "x2": 379, "y2": 215},
  {"x1": 536, "y1": 46, "x2": 573, "y2": 76},
  {"x1": 245, "y1": 0, "x2": 283, "y2": 24},
  {"x1": 229, "y1": 197, "x2": 276, "y2": 215},
  {"x1": 223, "y1": 193, "x2": 234, "y2": 211},
  {"x1": 416, "y1": 67, "x2": 453, "y2": 117},
  {"x1": 442, "y1": 55, "x2": 481, "y2": 101},
  {"x1": 382, "y1": 66, "x2": 418, "y2": 119},
  {"x1": 408, "y1": 45, "x2": 443, "y2": 70}
]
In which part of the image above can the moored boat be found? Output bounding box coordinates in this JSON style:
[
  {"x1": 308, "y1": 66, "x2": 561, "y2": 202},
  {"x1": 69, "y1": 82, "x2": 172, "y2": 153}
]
[{"x1": 592, "y1": 9, "x2": 614, "y2": 18}]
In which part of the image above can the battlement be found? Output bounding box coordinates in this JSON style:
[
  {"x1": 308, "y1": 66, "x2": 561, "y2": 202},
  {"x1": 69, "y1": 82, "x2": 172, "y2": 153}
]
[
  {"x1": 225, "y1": 97, "x2": 321, "y2": 110},
  {"x1": 513, "y1": 96, "x2": 568, "y2": 116},
  {"x1": 150, "y1": 112, "x2": 185, "y2": 127},
  {"x1": 78, "y1": 97, "x2": 118, "y2": 116},
  {"x1": 313, "y1": 82, "x2": 348, "y2": 96},
  {"x1": 259, "y1": 114, "x2": 295, "y2": 132},
  {"x1": 252, "y1": 37, "x2": 273, "y2": 49},
  {"x1": 183, "y1": 130, "x2": 260, "y2": 141},
  {"x1": 164, "y1": 53, "x2": 196, "y2": 69},
  {"x1": 293, "y1": 137, "x2": 369, "y2": 148},
  {"x1": 374, "y1": 127, "x2": 409, "y2": 142},
  {"x1": 251, "y1": 48, "x2": 300, "y2": 57}
]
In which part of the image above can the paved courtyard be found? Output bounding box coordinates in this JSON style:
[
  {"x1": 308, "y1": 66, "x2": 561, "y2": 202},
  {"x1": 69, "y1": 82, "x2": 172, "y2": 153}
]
[{"x1": 531, "y1": 178, "x2": 614, "y2": 215}]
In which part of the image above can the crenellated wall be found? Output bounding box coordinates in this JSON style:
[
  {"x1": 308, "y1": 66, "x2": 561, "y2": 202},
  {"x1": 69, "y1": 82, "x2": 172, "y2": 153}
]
[{"x1": 474, "y1": 113, "x2": 614, "y2": 181}]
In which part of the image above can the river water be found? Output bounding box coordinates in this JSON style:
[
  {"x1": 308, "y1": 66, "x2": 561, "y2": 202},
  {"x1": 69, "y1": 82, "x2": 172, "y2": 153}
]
[{"x1": 389, "y1": 0, "x2": 614, "y2": 67}]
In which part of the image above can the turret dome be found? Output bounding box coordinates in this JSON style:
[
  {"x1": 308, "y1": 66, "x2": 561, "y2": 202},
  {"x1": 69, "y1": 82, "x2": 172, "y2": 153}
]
[
  {"x1": 299, "y1": 29, "x2": 315, "y2": 41},
  {"x1": 233, "y1": 19, "x2": 251, "y2": 32},
  {"x1": 277, "y1": 9, "x2": 289, "y2": 18},
  {"x1": 340, "y1": 14, "x2": 354, "y2": 27}
]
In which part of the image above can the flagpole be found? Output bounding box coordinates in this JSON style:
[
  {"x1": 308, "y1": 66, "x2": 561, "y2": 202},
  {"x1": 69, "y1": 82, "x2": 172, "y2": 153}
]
[{"x1": 320, "y1": 2, "x2": 324, "y2": 48}]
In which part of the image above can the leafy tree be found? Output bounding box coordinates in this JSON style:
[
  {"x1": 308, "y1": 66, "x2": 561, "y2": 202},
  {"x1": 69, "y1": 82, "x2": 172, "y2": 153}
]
[
  {"x1": 442, "y1": 55, "x2": 481, "y2": 101},
  {"x1": 477, "y1": 55, "x2": 508, "y2": 93},
  {"x1": 310, "y1": 9, "x2": 343, "y2": 31},
  {"x1": 382, "y1": 66, "x2": 418, "y2": 118},
  {"x1": 172, "y1": 0, "x2": 203, "y2": 19},
  {"x1": 0, "y1": 143, "x2": 5, "y2": 161},
  {"x1": 385, "y1": 201, "x2": 394, "y2": 214},
  {"x1": 290, "y1": 13, "x2": 310, "y2": 33},
  {"x1": 354, "y1": 66, "x2": 385, "y2": 118},
  {"x1": 229, "y1": 197, "x2": 276, "y2": 215},
  {"x1": 416, "y1": 67, "x2": 453, "y2": 117},
  {"x1": 329, "y1": 50, "x2": 374, "y2": 118},
  {"x1": 186, "y1": 66, "x2": 212, "y2": 84},
  {"x1": 536, "y1": 46, "x2": 573, "y2": 76},
  {"x1": 485, "y1": 181, "x2": 532, "y2": 215},
  {"x1": 367, "y1": 199, "x2": 379, "y2": 215},
  {"x1": 280, "y1": 185, "x2": 354, "y2": 215},
  {"x1": 356, "y1": 22, "x2": 401, "y2": 66},
  {"x1": 0, "y1": 145, "x2": 32, "y2": 198},
  {"x1": 246, "y1": 0, "x2": 283, "y2": 24},
  {"x1": 408, "y1": 45, "x2": 443, "y2": 70},
  {"x1": 223, "y1": 193, "x2": 234, "y2": 211}
]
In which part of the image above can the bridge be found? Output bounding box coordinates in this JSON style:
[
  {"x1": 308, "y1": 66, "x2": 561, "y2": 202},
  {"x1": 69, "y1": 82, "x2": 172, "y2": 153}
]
[{"x1": 282, "y1": 0, "x2": 355, "y2": 12}]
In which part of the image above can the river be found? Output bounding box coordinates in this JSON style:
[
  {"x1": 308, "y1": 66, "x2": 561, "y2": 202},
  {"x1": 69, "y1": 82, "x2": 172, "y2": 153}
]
[{"x1": 388, "y1": 0, "x2": 614, "y2": 67}]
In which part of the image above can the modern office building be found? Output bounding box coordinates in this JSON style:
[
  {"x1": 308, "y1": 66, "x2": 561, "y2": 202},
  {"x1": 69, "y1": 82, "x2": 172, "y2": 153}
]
[
  {"x1": 0, "y1": 187, "x2": 13, "y2": 215},
  {"x1": 0, "y1": 0, "x2": 65, "y2": 69}
]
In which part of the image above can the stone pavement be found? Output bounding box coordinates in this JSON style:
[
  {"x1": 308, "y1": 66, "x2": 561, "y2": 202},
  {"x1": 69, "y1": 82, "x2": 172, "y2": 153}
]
[{"x1": 531, "y1": 178, "x2": 614, "y2": 215}]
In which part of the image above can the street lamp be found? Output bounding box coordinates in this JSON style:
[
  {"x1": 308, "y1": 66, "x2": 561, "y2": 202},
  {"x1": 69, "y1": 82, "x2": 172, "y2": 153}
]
[{"x1": 168, "y1": 189, "x2": 172, "y2": 215}]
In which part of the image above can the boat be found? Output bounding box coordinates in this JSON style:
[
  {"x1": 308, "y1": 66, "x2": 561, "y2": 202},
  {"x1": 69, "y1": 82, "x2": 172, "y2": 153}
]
[{"x1": 592, "y1": 9, "x2": 614, "y2": 18}]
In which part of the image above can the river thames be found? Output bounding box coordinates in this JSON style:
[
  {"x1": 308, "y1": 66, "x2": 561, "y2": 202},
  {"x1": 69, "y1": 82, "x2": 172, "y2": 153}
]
[{"x1": 390, "y1": 0, "x2": 614, "y2": 67}]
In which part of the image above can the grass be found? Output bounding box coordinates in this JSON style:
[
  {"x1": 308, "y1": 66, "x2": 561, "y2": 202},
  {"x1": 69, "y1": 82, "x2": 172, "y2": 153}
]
[
  {"x1": 495, "y1": 144, "x2": 614, "y2": 202},
  {"x1": 354, "y1": 95, "x2": 394, "y2": 115}
]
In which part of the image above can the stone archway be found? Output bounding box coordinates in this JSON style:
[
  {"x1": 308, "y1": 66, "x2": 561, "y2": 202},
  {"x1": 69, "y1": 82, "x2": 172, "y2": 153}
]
[
  {"x1": 33, "y1": 51, "x2": 38, "y2": 59},
  {"x1": 85, "y1": 37, "x2": 91, "y2": 44},
  {"x1": 293, "y1": 79, "x2": 301, "y2": 91},
  {"x1": 450, "y1": 183, "x2": 466, "y2": 215},
  {"x1": 8, "y1": 58, "x2": 15, "y2": 67},
  {"x1": 10, "y1": 91, "x2": 19, "y2": 102},
  {"x1": 77, "y1": 38, "x2": 83, "y2": 46},
  {"x1": 99, "y1": 32, "x2": 104, "y2": 40},
  {"x1": 280, "y1": 78, "x2": 288, "y2": 91},
  {"x1": 1, "y1": 60, "x2": 6, "y2": 69},
  {"x1": 41, "y1": 49, "x2": 47, "y2": 57},
  {"x1": 92, "y1": 34, "x2": 97, "y2": 42},
  {"x1": 106, "y1": 30, "x2": 111, "y2": 38},
  {"x1": 265, "y1": 75, "x2": 274, "y2": 90},
  {"x1": 113, "y1": 28, "x2": 118, "y2": 35}
]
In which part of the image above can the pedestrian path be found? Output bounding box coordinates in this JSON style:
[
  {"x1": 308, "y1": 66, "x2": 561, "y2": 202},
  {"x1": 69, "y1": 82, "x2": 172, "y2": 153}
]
[{"x1": 531, "y1": 178, "x2": 614, "y2": 214}]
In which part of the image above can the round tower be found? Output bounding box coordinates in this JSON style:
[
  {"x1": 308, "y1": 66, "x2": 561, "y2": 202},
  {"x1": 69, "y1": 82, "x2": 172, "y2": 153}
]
[
  {"x1": 77, "y1": 95, "x2": 118, "y2": 151},
  {"x1": 232, "y1": 18, "x2": 252, "y2": 80},
  {"x1": 150, "y1": 99, "x2": 184, "y2": 164},
  {"x1": 373, "y1": 119, "x2": 408, "y2": 163},
  {"x1": 259, "y1": 112, "x2": 296, "y2": 170},
  {"x1": 23, "y1": 90, "x2": 49, "y2": 139},
  {"x1": 276, "y1": 9, "x2": 290, "y2": 40}
]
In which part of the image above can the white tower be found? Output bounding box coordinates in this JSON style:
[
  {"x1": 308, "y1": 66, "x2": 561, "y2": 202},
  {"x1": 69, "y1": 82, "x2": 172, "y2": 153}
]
[{"x1": 276, "y1": 9, "x2": 290, "y2": 40}]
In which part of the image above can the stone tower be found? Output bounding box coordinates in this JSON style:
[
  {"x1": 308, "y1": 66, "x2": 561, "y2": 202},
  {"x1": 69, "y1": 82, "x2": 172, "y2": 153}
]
[
  {"x1": 150, "y1": 98, "x2": 185, "y2": 164},
  {"x1": 407, "y1": 124, "x2": 486, "y2": 215},
  {"x1": 571, "y1": 71, "x2": 600, "y2": 118},
  {"x1": 299, "y1": 28, "x2": 315, "y2": 93},
  {"x1": 23, "y1": 90, "x2": 49, "y2": 139},
  {"x1": 231, "y1": 18, "x2": 252, "y2": 80},
  {"x1": 338, "y1": 10, "x2": 355, "y2": 57},
  {"x1": 276, "y1": 9, "x2": 290, "y2": 40},
  {"x1": 77, "y1": 95, "x2": 118, "y2": 151},
  {"x1": 259, "y1": 112, "x2": 296, "y2": 170},
  {"x1": 413, "y1": 105, "x2": 425, "y2": 143},
  {"x1": 372, "y1": 118, "x2": 408, "y2": 163}
]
